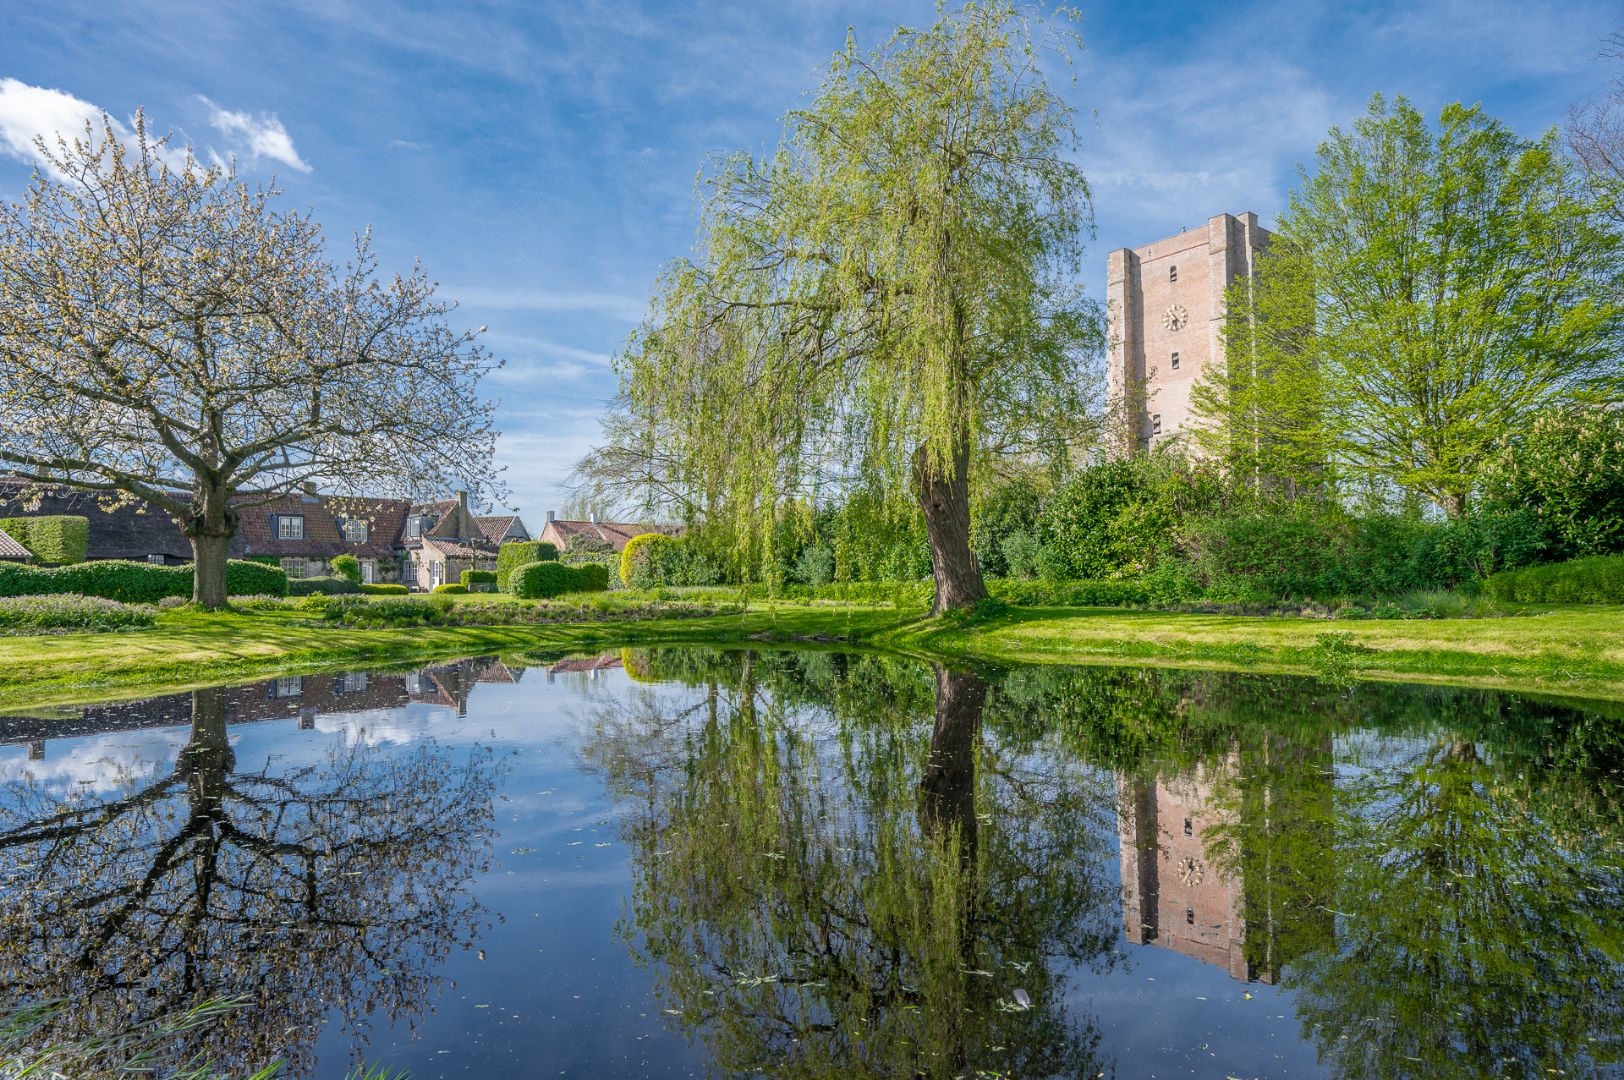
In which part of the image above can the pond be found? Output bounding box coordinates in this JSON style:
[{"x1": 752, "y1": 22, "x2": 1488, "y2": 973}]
[{"x1": 1, "y1": 649, "x2": 1621, "y2": 1078}]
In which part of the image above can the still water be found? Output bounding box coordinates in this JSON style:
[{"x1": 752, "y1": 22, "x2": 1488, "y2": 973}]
[{"x1": 0, "y1": 649, "x2": 1620, "y2": 1078}]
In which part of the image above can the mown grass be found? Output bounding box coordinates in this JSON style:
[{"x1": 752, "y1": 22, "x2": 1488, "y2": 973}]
[{"x1": 3, "y1": 599, "x2": 1624, "y2": 710}]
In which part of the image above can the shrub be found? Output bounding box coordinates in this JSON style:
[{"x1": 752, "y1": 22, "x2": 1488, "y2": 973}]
[
  {"x1": 573, "y1": 562, "x2": 611, "y2": 592},
  {"x1": 496, "y1": 541, "x2": 558, "y2": 590},
  {"x1": 972, "y1": 476, "x2": 1045, "y2": 577},
  {"x1": 286, "y1": 575, "x2": 361, "y2": 596},
  {"x1": 998, "y1": 531, "x2": 1046, "y2": 580},
  {"x1": 1412, "y1": 508, "x2": 1547, "y2": 586},
  {"x1": 432, "y1": 583, "x2": 468, "y2": 594},
  {"x1": 460, "y1": 568, "x2": 497, "y2": 592},
  {"x1": 509, "y1": 560, "x2": 608, "y2": 599},
  {"x1": 361, "y1": 583, "x2": 409, "y2": 595},
  {"x1": 226, "y1": 560, "x2": 290, "y2": 597},
  {"x1": 1481, "y1": 554, "x2": 1624, "y2": 604},
  {"x1": 621, "y1": 532, "x2": 678, "y2": 588},
  {"x1": 0, "y1": 516, "x2": 89, "y2": 565},
  {"x1": 790, "y1": 541, "x2": 836, "y2": 586},
  {"x1": 0, "y1": 594, "x2": 154, "y2": 633},
  {"x1": 0, "y1": 558, "x2": 286, "y2": 603},
  {"x1": 1480, "y1": 406, "x2": 1624, "y2": 559},
  {"x1": 330, "y1": 554, "x2": 362, "y2": 583}
]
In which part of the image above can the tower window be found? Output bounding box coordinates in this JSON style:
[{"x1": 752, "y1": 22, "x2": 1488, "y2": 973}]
[
  {"x1": 1183, "y1": 817, "x2": 1193, "y2": 836},
  {"x1": 1151, "y1": 414, "x2": 1162, "y2": 436},
  {"x1": 1169, "y1": 265, "x2": 1178, "y2": 283},
  {"x1": 1186, "y1": 907, "x2": 1195, "y2": 926},
  {"x1": 1171, "y1": 351, "x2": 1181, "y2": 371}
]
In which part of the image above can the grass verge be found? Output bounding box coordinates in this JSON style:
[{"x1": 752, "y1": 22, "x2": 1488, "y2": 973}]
[{"x1": 3, "y1": 601, "x2": 1624, "y2": 710}]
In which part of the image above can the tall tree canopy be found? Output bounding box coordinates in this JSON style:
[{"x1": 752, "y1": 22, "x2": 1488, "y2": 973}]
[
  {"x1": 0, "y1": 117, "x2": 501, "y2": 606},
  {"x1": 1193, "y1": 95, "x2": 1624, "y2": 515},
  {"x1": 612, "y1": 3, "x2": 1102, "y2": 611}
]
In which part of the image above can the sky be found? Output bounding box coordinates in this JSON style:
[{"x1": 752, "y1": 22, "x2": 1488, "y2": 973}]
[{"x1": 0, "y1": 0, "x2": 1614, "y2": 524}]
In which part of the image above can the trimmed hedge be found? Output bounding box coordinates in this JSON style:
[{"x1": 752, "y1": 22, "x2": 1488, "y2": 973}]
[
  {"x1": 621, "y1": 532, "x2": 677, "y2": 587},
  {"x1": 0, "y1": 558, "x2": 288, "y2": 602},
  {"x1": 1481, "y1": 554, "x2": 1624, "y2": 604},
  {"x1": 432, "y1": 583, "x2": 469, "y2": 594},
  {"x1": 460, "y1": 568, "x2": 497, "y2": 592},
  {"x1": 286, "y1": 575, "x2": 361, "y2": 596},
  {"x1": 0, "y1": 516, "x2": 90, "y2": 565},
  {"x1": 509, "y1": 561, "x2": 609, "y2": 599},
  {"x1": 361, "y1": 583, "x2": 409, "y2": 595},
  {"x1": 496, "y1": 541, "x2": 558, "y2": 590}
]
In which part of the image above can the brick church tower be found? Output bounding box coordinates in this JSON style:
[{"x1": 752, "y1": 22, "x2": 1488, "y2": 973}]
[{"x1": 1105, "y1": 212, "x2": 1271, "y2": 454}]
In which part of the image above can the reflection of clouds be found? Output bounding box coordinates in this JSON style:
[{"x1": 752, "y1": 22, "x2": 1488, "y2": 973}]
[{"x1": 0, "y1": 730, "x2": 191, "y2": 792}]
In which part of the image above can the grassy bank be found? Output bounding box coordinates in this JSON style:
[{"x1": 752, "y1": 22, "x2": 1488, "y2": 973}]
[{"x1": 3, "y1": 600, "x2": 1624, "y2": 710}]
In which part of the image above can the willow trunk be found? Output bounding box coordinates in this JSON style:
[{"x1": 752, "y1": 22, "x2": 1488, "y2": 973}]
[{"x1": 914, "y1": 440, "x2": 987, "y2": 615}]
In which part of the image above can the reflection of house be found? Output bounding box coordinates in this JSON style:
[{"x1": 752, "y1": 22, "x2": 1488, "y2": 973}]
[
  {"x1": 546, "y1": 654, "x2": 623, "y2": 681},
  {"x1": 537, "y1": 512, "x2": 680, "y2": 554},
  {"x1": 1, "y1": 657, "x2": 525, "y2": 756},
  {"x1": 1118, "y1": 758, "x2": 1257, "y2": 982}
]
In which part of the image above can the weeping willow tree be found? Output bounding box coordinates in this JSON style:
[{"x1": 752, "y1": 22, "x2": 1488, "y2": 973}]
[{"x1": 613, "y1": 3, "x2": 1102, "y2": 611}]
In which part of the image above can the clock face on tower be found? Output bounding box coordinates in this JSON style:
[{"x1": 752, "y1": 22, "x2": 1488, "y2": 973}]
[{"x1": 1162, "y1": 304, "x2": 1189, "y2": 332}]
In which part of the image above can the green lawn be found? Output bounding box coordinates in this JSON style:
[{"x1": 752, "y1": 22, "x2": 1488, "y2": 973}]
[{"x1": 3, "y1": 600, "x2": 1623, "y2": 710}]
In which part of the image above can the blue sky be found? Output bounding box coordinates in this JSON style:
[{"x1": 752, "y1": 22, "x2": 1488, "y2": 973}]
[{"x1": 0, "y1": 0, "x2": 1613, "y2": 523}]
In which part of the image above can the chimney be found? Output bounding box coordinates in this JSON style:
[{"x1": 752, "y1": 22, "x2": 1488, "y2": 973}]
[
  {"x1": 546, "y1": 509, "x2": 556, "y2": 523},
  {"x1": 301, "y1": 481, "x2": 318, "y2": 496}
]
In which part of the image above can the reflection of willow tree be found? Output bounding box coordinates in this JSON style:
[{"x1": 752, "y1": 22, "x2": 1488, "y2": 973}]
[
  {"x1": 588, "y1": 651, "x2": 1119, "y2": 1079},
  {"x1": 0, "y1": 686, "x2": 500, "y2": 1077}
]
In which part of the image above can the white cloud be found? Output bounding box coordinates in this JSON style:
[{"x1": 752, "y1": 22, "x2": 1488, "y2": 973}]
[
  {"x1": 448, "y1": 286, "x2": 648, "y2": 322},
  {"x1": 0, "y1": 78, "x2": 190, "y2": 172},
  {"x1": 202, "y1": 97, "x2": 311, "y2": 173}
]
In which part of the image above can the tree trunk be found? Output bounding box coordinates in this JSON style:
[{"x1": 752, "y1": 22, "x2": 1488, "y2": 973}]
[
  {"x1": 914, "y1": 440, "x2": 986, "y2": 615},
  {"x1": 185, "y1": 484, "x2": 239, "y2": 610},
  {"x1": 920, "y1": 665, "x2": 986, "y2": 865}
]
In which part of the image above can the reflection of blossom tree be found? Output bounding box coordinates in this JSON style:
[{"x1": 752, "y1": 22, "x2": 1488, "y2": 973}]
[
  {"x1": 0, "y1": 686, "x2": 500, "y2": 1077},
  {"x1": 588, "y1": 653, "x2": 1119, "y2": 1079}
]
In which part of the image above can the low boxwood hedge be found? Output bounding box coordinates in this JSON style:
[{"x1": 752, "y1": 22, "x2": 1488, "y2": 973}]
[
  {"x1": 509, "y1": 561, "x2": 609, "y2": 599},
  {"x1": 361, "y1": 583, "x2": 409, "y2": 595},
  {"x1": 432, "y1": 583, "x2": 469, "y2": 594},
  {"x1": 1481, "y1": 554, "x2": 1624, "y2": 604},
  {"x1": 0, "y1": 559, "x2": 288, "y2": 603},
  {"x1": 460, "y1": 569, "x2": 497, "y2": 592},
  {"x1": 286, "y1": 576, "x2": 361, "y2": 596}
]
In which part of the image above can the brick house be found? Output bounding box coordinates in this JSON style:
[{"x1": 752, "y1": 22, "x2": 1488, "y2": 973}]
[
  {"x1": 235, "y1": 492, "x2": 411, "y2": 584},
  {"x1": 399, "y1": 491, "x2": 506, "y2": 590},
  {"x1": 537, "y1": 512, "x2": 680, "y2": 555}
]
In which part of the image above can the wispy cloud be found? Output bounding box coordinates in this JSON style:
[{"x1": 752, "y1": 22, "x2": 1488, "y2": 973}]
[
  {"x1": 202, "y1": 97, "x2": 311, "y2": 172},
  {"x1": 449, "y1": 286, "x2": 648, "y2": 322}
]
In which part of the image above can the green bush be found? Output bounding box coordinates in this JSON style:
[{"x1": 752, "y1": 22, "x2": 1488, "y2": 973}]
[
  {"x1": 226, "y1": 560, "x2": 290, "y2": 597},
  {"x1": 621, "y1": 532, "x2": 678, "y2": 588},
  {"x1": 988, "y1": 578, "x2": 1150, "y2": 607},
  {"x1": 432, "y1": 582, "x2": 468, "y2": 594},
  {"x1": 496, "y1": 541, "x2": 558, "y2": 590},
  {"x1": 286, "y1": 575, "x2": 361, "y2": 596},
  {"x1": 0, "y1": 594, "x2": 155, "y2": 633},
  {"x1": 1481, "y1": 554, "x2": 1624, "y2": 604},
  {"x1": 460, "y1": 568, "x2": 497, "y2": 592},
  {"x1": 0, "y1": 516, "x2": 89, "y2": 565},
  {"x1": 1412, "y1": 508, "x2": 1547, "y2": 586},
  {"x1": 972, "y1": 477, "x2": 1045, "y2": 578},
  {"x1": 573, "y1": 562, "x2": 611, "y2": 592},
  {"x1": 330, "y1": 554, "x2": 361, "y2": 583},
  {"x1": 362, "y1": 583, "x2": 409, "y2": 595},
  {"x1": 1480, "y1": 406, "x2": 1624, "y2": 559},
  {"x1": 0, "y1": 559, "x2": 287, "y2": 603},
  {"x1": 510, "y1": 561, "x2": 578, "y2": 599}
]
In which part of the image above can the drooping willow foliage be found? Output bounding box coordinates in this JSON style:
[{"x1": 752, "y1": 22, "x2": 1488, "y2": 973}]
[{"x1": 610, "y1": 3, "x2": 1104, "y2": 587}]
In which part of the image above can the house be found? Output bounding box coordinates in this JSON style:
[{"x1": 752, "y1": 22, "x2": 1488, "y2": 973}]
[
  {"x1": 0, "y1": 479, "x2": 192, "y2": 564},
  {"x1": 400, "y1": 491, "x2": 504, "y2": 591},
  {"x1": 537, "y1": 511, "x2": 681, "y2": 555},
  {"x1": 234, "y1": 491, "x2": 411, "y2": 584},
  {"x1": 0, "y1": 528, "x2": 30, "y2": 562},
  {"x1": 476, "y1": 514, "x2": 530, "y2": 544}
]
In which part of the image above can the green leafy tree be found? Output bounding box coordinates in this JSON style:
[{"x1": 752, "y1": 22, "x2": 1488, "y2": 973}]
[
  {"x1": 1479, "y1": 404, "x2": 1624, "y2": 557},
  {"x1": 1195, "y1": 95, "x2": 1624, "y2": 515},
  {"x1": 614, "y1": 4, "x2": 1103, "y2": 612}
]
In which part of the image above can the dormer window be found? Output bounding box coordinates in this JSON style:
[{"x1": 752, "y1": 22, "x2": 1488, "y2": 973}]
[
  {"x1": 276, "y1": 514, "x2": 305, "y2": 540},
  {"x1": 1169, "y1": 265, "x2": 1178, "y2": 283},
  {"x1": 1171, "y1": 351, "x2": 1181, "y2": 371},
  {"x1": 407, "y1": 516, "x2": 422, "y2": 539},
  {"x1": 339, "y1": 516, "x2": 368, "y2": 543}
]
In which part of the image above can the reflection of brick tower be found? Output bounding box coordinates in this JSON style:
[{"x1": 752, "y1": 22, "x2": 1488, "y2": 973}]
[
  {"x1": 1117, "y1": 755, "x2": 1259, "y2": 983},
  {"x1": 1105, "y1": 213, "x2": 1271, "y2": 455}
]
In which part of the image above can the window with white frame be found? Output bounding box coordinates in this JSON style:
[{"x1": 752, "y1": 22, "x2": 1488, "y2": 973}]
[
  {"x1": 276, "y1": 514, "x2": 305, "y2": 540},
  {"x1": 279, "y1": 557, "x2": 307, "y2": 579},
  {"x1": 273, "y1": 676, "x2": 304, "y2": 698},
  {"x1": 339, "y1": 516, "x2": 368, "y2": 543}
]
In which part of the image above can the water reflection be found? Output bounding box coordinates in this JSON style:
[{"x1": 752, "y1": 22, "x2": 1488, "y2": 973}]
[
  {"x1": 0, "y1": 662, "x2": 512, "y2": 1076},
  {"x1": 0, "y1": 650, "x2": 1620, "y2": 1077}
]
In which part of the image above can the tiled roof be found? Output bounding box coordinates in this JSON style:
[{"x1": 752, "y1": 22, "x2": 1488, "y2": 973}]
[
  {"x1": 0, "y1": 527, "x2": 30, "y2": 560},
  {"x1": 541, "y1": 519, "x2": 681, "y2": 553},
  {"x1": 0, "y1": 479, "x2": 191, "y2": 561},
  {"x1": 234, "y1": 493, "x2": 410, "y2": 559},
  {"x1": 475, "y1": 515, "x2": 519, "y2": 543},
  {"x1": 415, "y1": 536, "x2": 499, "y2": 560}
]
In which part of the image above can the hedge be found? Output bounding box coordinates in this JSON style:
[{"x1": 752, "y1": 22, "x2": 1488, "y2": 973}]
[
  {"x1": 286, "y1": 575, "x2": 362, "y2": 596},
  {"x1": 361, "y1": 583, "x2": 409, "y2": 595},
  {"x1": 509, "y1": 561, "x2": 609, "y2": 599},
  {"x1": 621, "y1": 532, "x2": 678, "y2": 587},
  {"x1": 0, "y1": 558, "x2": 288, "y2": 603},
  {"x1": 496, "y1": 541, "x2": 558, "y2": 590},
  {"x1": 1481, "y1": 554, "x2": 1624, "y2": 604},
  {"x1": 460, "y1": 568, "x2": 497, "y2": 592},
  {"x1": 0, "y1": 516, "x2": 89, "y2": 565},
  {"x1": 432, "y1": 583, "x2": 469, "y2": 594}
]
